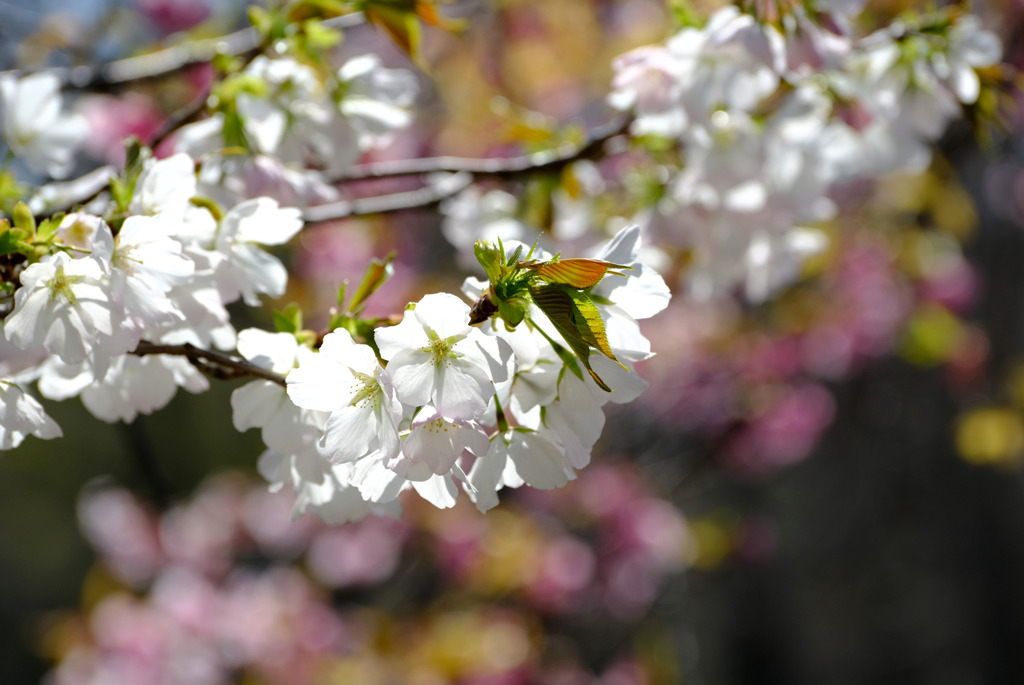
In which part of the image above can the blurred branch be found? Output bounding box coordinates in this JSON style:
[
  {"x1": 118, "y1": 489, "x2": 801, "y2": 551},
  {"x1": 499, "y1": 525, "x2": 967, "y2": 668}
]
[
  {"x1": 132, "y1": 341, "x2": 286, "y2": 387},
  {"x1": 303, "y1": 171, "x2": 473, "y2": 222},
  {"x1": 28, "y1": 111, "x2": 629, "y2": 221},
  {"x1": 329, "y1": 114, "x2": 632, "y2": 182},
  {"x1": 121, "y1": 420, "x2": 170, "y2": 509},
  {"x1": 28, "y1": 164, "x2": 117, "y2": 216},
  {"x1": 0, "y1": 13, "x2": 365, "y2": 89},
  {"x1": 149, "y1": 85, "x2": 211, "y2": 150}
]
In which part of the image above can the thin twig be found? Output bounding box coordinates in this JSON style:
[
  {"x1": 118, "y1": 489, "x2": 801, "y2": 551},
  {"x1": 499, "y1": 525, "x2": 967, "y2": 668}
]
[
  {"x1": 149, "y1": 85, "x2": 212, "y2": 150},
  {"x1": 327, "y1": 115, "x2": 632, "y2": 183},
  {"x1": 31, "y1": 113, "x2": 628, "y2": 221},
  {"x1": 132, "y1": 341, "x2": 286, "y2": 387},
  {"x1": 0, "y1": 13, "x2": 366, "y2": 89},
  {"x1": 303, "y1": 115, "x2": 631, "y2": 222},
  {"x1": 302, "y1": 172, "x2": 473, "y2": 223},
  {"x1": 27, "y1": 164, "x2": 117, "y2": 216}
]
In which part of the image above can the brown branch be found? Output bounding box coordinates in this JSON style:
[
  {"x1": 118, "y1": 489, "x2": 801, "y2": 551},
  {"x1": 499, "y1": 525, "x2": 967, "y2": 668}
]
[
  {"x1": 302, "y1": 171, "x2": 473, "y2": 223},
  {"x1": 1, "y1": 13, "x2": 366, "y2": 89},
  {"x1": 149, "y1": 85, "x2": 212, "y2": 150},
  {"x1": 28, "y1": 164, "x2": 117, "y2": 216},
  {"x1": 132, "y1": 341, "x2": 286, "y2": 387},
  {"x1": 303, "y1": 115, "x2": 631, "y2": 223},
  {"x1": 327, "y1": 114, "x2": 632, "y2": 183},
  {"x1": 32, "y1": 113, "x2": 629, "y2": 222}
]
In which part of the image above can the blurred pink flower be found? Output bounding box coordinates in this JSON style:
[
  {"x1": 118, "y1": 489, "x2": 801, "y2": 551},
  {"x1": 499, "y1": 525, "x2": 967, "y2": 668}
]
[
  {"x1": 137, "y1": 0, "x2": 210, "y2": 35},
  {"x1": 306, "y1": 515, "x2": 407, "y2": 587},
  {"x1": 77, "y1": 94, "x2": 163, "y2": 165},
  {"x1": 526, "y1": 536, "x2": 596, "y2": 612},
  {"x1": 78, "y1": 488, "x2": 164, "y2": 587},
  {"x1": 725, "y1": 383, "x2": 835, "y2": 473},
  {"x1": 919, "y1": 260, "x2": 978, "y2": 313}
]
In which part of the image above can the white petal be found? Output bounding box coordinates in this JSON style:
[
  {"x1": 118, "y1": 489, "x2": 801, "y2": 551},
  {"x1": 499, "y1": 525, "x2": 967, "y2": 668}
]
[
  {"x1": 414, "y1": 293, "x2": 472, "y2": 339},
  {"x1": 230, "y1": 381, "x2": 286, "y2": 431},
  {"x1": 508, "y1": 431, "x2": 572, "y2": 489},
  {"x1": 318, "y1": 405, "x2": 376, "y2": 463},
  {"x1": 412, "y1": 474, "x2": 459, "y2": 509},
  {"x1": 467, "y1": 437, "x2": 506, "y2": 512}
]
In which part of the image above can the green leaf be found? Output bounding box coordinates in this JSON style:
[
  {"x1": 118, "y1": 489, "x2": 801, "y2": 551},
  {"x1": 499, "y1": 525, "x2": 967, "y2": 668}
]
[
  {"x1": 526, "y1": 258, "x2": 630, "y2": 289},
  {"x1": 531, "y1": 322, "x2": 584, "y2": 382},
  {"x1": 35, "y1": 215, "x2": 62, "y2": 242},
  {"x1": 11, "y1": 203, "x2": 35, "y2": 234},
  {"x1": 109, "y1": 176, "x2": 131, "y2": 213},
  {"x1": 530, "y1": 284, "x2": 612, "y2": 391},
  {"x1": 221, "y1": 110, "x2": 249, "y2": 149},
  {"x1": 107, "y1": 140, "x2": 152, "y2": 216},
  {"x1": 505, "y1": 244, "x2": 523, "y2": 267},
  {"x1": 286, "y1": 0, "x2": 348, "y2": 22},
  {"x1": 0, "y1": 170, "x2": 26, "y2": 214},
  {"x1": 0, "y1": 227, "x2": 30, "y2": 256},
  {"x1": 336, "y1": 280, "x2": 348, "y2": 309},
  {"x1": 122, "y1": 137, "x2": 150, "y2": 177},
  {"x1": 212, "y1": 52, "x2": 243, "y2": 75},
  {"x1": 474, "y1": 240, "x2": 502, "y2": 284},
  {"x1": 249, "y1": 4, "x2": 290, "y2": 43},
  {"x1": 248, "y1": 5, "x2": 272, "y2": 34},
  {"x1": 348, "y1": 253, "x2": 395, "y2": 315},
  {"x1": 496, "y1": 296, "x2": 528, "y2": 330},
  {"x1": 668, "y1": 0, "x2": 703, "y2": 28},
  {"x1": 327, "y1": 309, "x2": 350, "y2": 334},
  {"x1": 303, "y1": 19, "x2": 343, "y2": 49},
  {"x1": 273, "y1": 303, "x2": 304, "y2": 334},
  {"x1": 564, "y1": 288, "x2": 620, "y2": 364}
]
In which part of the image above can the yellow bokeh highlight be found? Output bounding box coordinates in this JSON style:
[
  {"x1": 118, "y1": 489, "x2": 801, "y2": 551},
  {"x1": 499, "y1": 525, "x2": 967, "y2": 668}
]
[
  {"x1": 900, "y1": 304, "x2": 964, "y2": 367},
  {"x1": 955, "y1": 407, "x2": 1024, "y2": 468},
  {"x1": 402, "y1": 610, "x2": 534, "y2": 681},
  {"x1": 464, "y1": 509, "x2": 545, "y2": 594},
  {"x1": 687, "y1": 516, "x2": 736, "y2": 570}
]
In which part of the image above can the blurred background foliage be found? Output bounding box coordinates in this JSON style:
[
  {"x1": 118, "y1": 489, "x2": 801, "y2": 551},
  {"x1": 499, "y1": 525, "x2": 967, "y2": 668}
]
[{"x1": 2, "y1": 0, "x2": 1024, "y2": 683}]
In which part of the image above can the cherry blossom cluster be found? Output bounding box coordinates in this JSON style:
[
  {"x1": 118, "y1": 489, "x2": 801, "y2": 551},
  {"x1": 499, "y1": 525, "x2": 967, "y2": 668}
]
[
  {"x1": 0, "y1": 44, "x2": 422, "y2": 470},
  {"x1": 240, "y1": 224, "x2": 669, "y2": 521},
  {"x1": 0, "y1": 0, "x2": 1001, "y2": 525},
  {"x1": 609, "y1": 3, "x2": 1001, "y2": 301},
  {"x1": 175, "y1": 51, "x2": 417, "y2": 208},
  {"x1": 0, "y1": 72, "x2": 89, "y2": 179},
  {"x1": 0, "y1": 62, "x2": 671, "y2": 523},
  {"x1": 1, "y1": 152, "x2": 302, "y2": 430},
  {"x1": 439, "y1": 3, "x2": 1001, "y2": 305}
]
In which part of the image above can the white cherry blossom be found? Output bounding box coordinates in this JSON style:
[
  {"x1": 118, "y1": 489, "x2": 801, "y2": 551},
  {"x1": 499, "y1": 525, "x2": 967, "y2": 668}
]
[
  {"x1": 4, "y1": 253, "x2": 114, "y2": 365},
  {"x1": 286, "y1": 329, "x2": 403, "y2": 465},
  {"x1": 385, "y1": 407, "x2": 489, "y2": 481},
  {"x1": 56, "y1": 212, "x2": 113, "y2": 264},
  {"x1": 541, "y1": 373, "x2": 607, "y2": 470},
  {"x1": 375, "y1": 293, "x2": 511, "y2": 420},
  {"x1": 934, "y1": 15, "x2": 1002, "y2": 105},
  {"x1": 110, "y1": 215, "x2": 196, "y2": 339},
  {"x1": 0, "y1": 381, "x2": 61, "y2": 450},
  {"x1": 609, "y1": 45, "x2": 690, "y2": 137},
  {"x1": 80, "y1": 355, "x2": 209, "y2": 423},
  {"x1": 214, "y1": 197, "x2": 303, "y2": 306},
  {"x1": 337, "y1": 54, "x2": 418, "y2": 150},
  {"x1": 258, "y1": 448, "x2": 400, "y2": 523},
  {"x1": 236, "y1": 56, "x2": 323, "y2": 157},
  {"x1": 231, "y1": 329, "x2": 322, "y2": 456},
  {"x1": 467, "y1": 429, "x2": 573, "y2": 512},
  {"x1": 0, "y1": 72, "x2": 87, "y2": 178}
]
